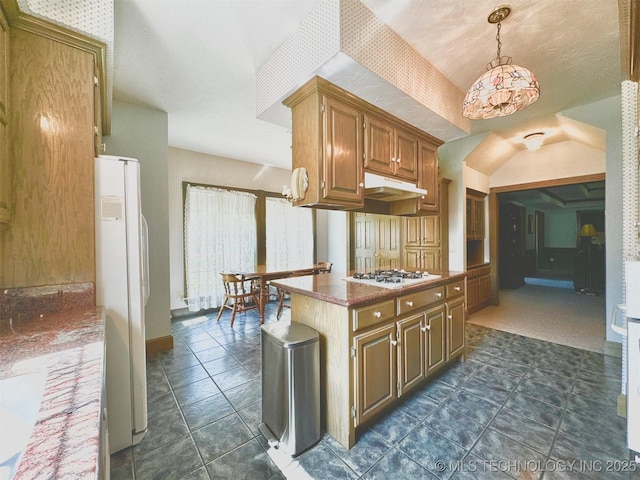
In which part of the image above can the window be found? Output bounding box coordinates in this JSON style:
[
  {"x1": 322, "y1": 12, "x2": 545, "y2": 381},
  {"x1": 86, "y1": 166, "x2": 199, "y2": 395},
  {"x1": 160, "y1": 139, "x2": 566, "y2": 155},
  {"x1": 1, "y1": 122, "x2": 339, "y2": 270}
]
[
  {"x1": 184, "y1": 185, "x2": 256, "y2": 311},
  {"x1": 265, "y1": 197, "x2": 314, "y2": 268}
]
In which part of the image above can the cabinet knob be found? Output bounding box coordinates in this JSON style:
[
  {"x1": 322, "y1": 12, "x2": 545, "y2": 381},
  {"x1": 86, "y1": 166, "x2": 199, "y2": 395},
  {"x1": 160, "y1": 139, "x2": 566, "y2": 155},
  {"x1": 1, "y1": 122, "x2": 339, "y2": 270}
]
[
  {"x1": 359, "y1": 182, "x2": 364, "y2": 187},
  {"x1": 391, "y1": 340, "x2": 398, "y2": 346},
  {"x1": 454, "y1": 286, "x2": 461, "y2": 291},
  {"x1": 373, "y1": 311, "x2": 382, "y2": 318},
  {"x1": 406, "y1": 301, "x2": 414, "y2": 307},
  {"x1": 447, "y1": 314, "x2": 453, "y2": 320},
  {"x1": 421, "y1": 325, "x2": 431, "y2": 332},
  {"x1": 435, "y1": 292, "x2": 442, "y2": 298}
]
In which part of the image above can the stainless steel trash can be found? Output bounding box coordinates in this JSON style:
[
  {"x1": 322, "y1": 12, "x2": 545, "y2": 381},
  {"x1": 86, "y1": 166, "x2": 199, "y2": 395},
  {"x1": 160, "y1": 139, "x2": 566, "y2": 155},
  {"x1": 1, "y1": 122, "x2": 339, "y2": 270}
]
[{"x1": 259, "y1": 321, "x2": 321, "y2": 456}]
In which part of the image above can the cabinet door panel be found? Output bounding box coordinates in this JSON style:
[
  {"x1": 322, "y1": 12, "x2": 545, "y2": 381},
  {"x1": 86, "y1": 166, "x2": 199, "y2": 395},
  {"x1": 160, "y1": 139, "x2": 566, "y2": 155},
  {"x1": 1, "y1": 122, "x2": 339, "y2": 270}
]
[
  {"x1": 418, "y1": 142, "x2": 438, "y2": 213},
  {"x1": 397, "y1": 314, "x2": 425, "y2": 396},
  {"x1": 467, "y1": 277, "x2": 479, "y2": 311},
  {"x1": 323, "y1": 96, "x2": 363, "y2": 203},
  {"x1": 421, "y1": 216, "x2": 439, "y2": 247},
  {"x1": 354, "y1": 324, "x2": 397, "y2": 426},
  {"x1": 364, "y1": 114, "x2": 394, "y2": 175},
  {"x1": 478, "y1": 275, "x2": 491, "y2": 303},
  {"x1": 447, "y1": 297, "x2": 465, "y2": 359},
  {"x1": 394, "y1": 128, "x2": 418, "y2": 182},
  {"x1": 403, "y1": 248, "x2": 421, "y2": 270},
  {"x1": 404, "y1": 217, "x2": 421, "y2": 247},
  {"x1": 425, "y1": 304, "x2": 445, "y2": 374},
  {"x1": 422, "y1": 249, "x2": 441, "y2": 273}
]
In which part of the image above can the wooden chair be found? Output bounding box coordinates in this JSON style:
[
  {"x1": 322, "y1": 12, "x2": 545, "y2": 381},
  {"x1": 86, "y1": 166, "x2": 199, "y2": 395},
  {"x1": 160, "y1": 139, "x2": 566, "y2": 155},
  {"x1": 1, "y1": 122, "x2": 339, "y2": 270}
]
[
  {"x1": 276, "y1": 263, "x2": 332, "y2": 319},
  {"x1": 315, "y1": 261, "x2": 333, "y2": 274},
  {"x1": 216, "y1": 273, "x2": 260, "y2": 327}
]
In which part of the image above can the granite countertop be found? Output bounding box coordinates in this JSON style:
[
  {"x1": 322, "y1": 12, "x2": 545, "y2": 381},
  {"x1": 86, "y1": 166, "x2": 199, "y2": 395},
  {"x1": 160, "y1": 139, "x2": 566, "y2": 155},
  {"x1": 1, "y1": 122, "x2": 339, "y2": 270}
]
[
  {"x1": 271, "y1": 270, "x2": 467, "y2": 308},
  {"x1": 0, "y1": 306, "x2": 106, "y2": 480}
]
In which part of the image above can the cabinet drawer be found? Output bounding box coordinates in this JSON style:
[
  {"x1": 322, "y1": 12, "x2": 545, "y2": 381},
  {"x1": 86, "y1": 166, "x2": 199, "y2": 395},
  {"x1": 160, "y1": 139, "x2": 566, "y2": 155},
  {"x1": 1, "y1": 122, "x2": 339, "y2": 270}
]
[
  {"x1": 397, "y1": 286, "x2": 444, "y2": 315},
  {"x1": 353, "y1": 299, "x2": 396, "y2": 331},
  {"x1": 446, "y1": 280, "x2": 465, "y2": 298}
]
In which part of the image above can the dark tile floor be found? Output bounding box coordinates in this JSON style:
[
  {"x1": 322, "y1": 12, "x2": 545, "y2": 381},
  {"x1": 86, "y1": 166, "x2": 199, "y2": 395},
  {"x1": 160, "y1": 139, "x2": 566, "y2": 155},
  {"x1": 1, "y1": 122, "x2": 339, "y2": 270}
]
[{"x1": 111, "y1": 304, "x2": 638, "y2": 480}]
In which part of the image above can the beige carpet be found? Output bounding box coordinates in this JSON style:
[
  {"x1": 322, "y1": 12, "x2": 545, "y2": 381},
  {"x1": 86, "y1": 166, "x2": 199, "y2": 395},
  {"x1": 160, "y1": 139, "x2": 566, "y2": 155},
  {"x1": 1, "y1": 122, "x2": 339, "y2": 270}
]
[{"x1": 468, "y1": 284, "x2": 606, "y2": 353}]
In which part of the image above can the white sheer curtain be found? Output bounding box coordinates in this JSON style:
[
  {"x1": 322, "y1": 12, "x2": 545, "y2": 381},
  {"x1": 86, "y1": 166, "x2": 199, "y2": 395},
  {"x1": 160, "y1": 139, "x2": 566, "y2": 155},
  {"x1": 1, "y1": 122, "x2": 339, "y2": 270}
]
[
  {"x1": 265, "y1": 197, "x2": 314, "y2": 267},
  {"x1": 184, "y1": 185, "x2": 257, "y2": 312}
]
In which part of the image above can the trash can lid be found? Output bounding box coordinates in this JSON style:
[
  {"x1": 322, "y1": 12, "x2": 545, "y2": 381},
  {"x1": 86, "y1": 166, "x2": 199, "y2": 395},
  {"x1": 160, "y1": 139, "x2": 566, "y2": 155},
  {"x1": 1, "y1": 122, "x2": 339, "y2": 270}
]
[{"x1": 261, "y1": 321, "x2": 319, "y2": 348}]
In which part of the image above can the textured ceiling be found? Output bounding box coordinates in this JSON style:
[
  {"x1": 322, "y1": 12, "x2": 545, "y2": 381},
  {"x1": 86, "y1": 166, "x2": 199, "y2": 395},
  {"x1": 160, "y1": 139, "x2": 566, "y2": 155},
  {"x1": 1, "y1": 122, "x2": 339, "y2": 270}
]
[{"x1": 113, "y1": 0, "x2": 623, "y2": 172}]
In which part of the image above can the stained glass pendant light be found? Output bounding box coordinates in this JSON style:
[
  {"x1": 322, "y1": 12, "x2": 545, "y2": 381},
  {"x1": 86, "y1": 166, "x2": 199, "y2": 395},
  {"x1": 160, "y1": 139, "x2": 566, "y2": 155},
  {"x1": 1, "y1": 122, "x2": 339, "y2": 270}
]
[{"x1": 462, "y1": 6, "x2": 540, "y2": 120}]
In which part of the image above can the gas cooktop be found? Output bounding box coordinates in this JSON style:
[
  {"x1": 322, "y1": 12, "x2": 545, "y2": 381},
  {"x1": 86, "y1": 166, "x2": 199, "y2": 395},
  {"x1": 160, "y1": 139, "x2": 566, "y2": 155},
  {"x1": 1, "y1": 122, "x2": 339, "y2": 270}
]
[{"x1": 344, "y1": 270, "x2": 441, "y2": 289}]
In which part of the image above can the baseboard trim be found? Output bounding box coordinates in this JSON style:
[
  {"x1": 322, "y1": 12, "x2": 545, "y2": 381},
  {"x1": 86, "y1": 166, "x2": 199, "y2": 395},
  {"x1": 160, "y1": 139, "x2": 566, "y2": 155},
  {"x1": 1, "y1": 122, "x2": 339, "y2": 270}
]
[
  {"x1": 146, "y1": 335, "x2": 174, "y2": 355},
  {"x1": 618, "y1": 394, "x2": 627, "y2": 418},
  {"x1": 171, "y1": 307, "x2": 216, "y2": 320},
  {"x1": 604, "y1": 340, "x2": 622, "y2": 358}
]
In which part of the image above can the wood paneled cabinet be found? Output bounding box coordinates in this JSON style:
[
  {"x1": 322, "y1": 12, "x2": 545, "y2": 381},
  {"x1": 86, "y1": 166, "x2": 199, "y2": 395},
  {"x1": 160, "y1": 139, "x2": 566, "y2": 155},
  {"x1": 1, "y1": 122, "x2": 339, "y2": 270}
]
[
  {"x1": 402, "y1": 215, "x2": 441, "y2": 272},
  {"x1": 466, "y1": 192, "x2": 485, "y2": 240},
  {"x1": 284, "y1": 77, "x2": 442, "y2": 212},
  {"x1": 364, "y1": 113, "x2": 418, "y2": 182},
  {"x1": 416, "y1": 142, "x2": 438, "y2": 213},
  {"x1": 285, "y1": 86, "x2": 364, "y2": 209},
  {"x1": 353, "y1": 322, "x2": 397, "y2": 425},
  {"x1": 0, "y1": 8, "x2": 9, "y2": 223},
  {"x1": 467, "y1": 265, "x2": 491, "y2": 313},
  {"x1": 350, "y1": 278, "x2": 465, "y2": 429},
  {"x1": 353, "y1": 213, "x2": 401, "y2": 271}
]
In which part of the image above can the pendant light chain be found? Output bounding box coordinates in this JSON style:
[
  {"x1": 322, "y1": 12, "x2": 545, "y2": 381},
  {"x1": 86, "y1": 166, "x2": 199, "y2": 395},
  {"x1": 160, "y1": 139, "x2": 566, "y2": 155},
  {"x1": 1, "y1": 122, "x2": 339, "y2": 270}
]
[{"x1": 496, "y1": 22, "x2": 502, "y2": 59}]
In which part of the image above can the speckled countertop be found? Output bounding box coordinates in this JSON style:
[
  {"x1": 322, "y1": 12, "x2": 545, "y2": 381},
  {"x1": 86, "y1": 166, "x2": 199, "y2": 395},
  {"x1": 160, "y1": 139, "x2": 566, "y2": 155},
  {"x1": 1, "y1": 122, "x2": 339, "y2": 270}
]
[
  {"x1": 0, "y1": 297, "x2": 105, "y2": 479},
  {"x1": 270, "y1": 270, "x2": 467, "y2": 308}
]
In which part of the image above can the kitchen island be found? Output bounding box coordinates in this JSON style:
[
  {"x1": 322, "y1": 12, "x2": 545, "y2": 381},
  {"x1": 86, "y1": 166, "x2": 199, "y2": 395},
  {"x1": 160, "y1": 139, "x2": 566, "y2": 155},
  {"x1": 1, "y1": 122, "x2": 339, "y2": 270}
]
[{"x1": 270, "y1": 270, "x2": 467, "y2": 449}]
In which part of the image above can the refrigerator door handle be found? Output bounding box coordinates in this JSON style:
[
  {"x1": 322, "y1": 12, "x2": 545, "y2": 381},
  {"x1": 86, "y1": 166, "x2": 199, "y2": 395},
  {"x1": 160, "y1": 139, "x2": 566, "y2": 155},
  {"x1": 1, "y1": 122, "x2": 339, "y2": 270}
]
[{"x1": 141, "y1": 214, "x2": 150, "y2": 306}]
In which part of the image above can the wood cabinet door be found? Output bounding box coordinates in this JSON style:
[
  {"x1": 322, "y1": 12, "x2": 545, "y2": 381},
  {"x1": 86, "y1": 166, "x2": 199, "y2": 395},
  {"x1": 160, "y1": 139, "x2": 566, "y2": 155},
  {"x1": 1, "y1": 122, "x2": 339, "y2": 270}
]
[
  {"x1": 421, "y1": 216, "x2": 439, "y2": 247},
  {"x1": 417, "y1": 142, "x2": 438, "y2": 213},
  {"x1": 473, "y1": 198, "x2": 485, "y2": 239},
  {"x1": 446, "y1": 297, "x2": 465, "y2": 359},
  {"x1": 422, "y1": 248, "x2": 441, "y2": 272},
  {"x1": 467, "y1": 277, "x2": 479, "y2": 311},
  {"x1": 376, "y1": 215, "x2": 401, "y2": 270},
  {"x1": 353, "y1": 323, "x2": 397, "y2": 426},
  {"x1": 394, "y1": 128, "x2": 418, "y2": 182},
  {"x1": 403, "y1": 217, "x2": 421, "y2": 247},
  {"x1": 466, "y1": 197, "x2": 474, "y2": 238},
  {"x1": 354, "y1": 213, "x2": 375, "y2": 272},
  {"x1": 403, "y1": 248, "x2": 422, "y2": 270},
  {"x1": 397, "y1": 313, "x2": 425, "y2": 396},
  {"x1": 425, "y1": 304, "x2": 446, "y2": 374},
  {"x1": 478, "y1": 274, "x2": 491, "y2": 304},
  {"x1": 364, "y1": 114, "x2": 394, "y2": 176},
  {"x1": 322, "y1": 95, "x2": 363, "y2": 204}
]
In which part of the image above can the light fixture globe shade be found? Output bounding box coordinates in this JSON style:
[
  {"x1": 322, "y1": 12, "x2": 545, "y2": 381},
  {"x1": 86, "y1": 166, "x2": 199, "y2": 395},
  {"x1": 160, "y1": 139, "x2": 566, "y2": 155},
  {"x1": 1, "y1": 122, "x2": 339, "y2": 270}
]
[{"x1": 463, "y1": 59, "x2": 540, "y2": 120}]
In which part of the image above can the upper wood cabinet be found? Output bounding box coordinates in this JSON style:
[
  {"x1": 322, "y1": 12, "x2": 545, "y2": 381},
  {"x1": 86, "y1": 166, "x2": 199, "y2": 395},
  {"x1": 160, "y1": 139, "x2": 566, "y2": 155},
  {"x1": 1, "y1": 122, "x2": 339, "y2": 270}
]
[
  {"x1": 417, "y1": 142, "x2": 438, "y2": 213},
  {"x1": 285, "y1": 83, "x2": 364, "y2": 209},
  {"x1": 322, "y1": 96, "x2": 364, "y2": 205},
  {"x1": 284, "y1": 77, "x2": 442, "y2": 213},
  {"x1": 466, "y1": 191, "x2": 485, "y2": 240},
  {"x1": 364, "y1": 113, "x2": 418, "y2": 182}
]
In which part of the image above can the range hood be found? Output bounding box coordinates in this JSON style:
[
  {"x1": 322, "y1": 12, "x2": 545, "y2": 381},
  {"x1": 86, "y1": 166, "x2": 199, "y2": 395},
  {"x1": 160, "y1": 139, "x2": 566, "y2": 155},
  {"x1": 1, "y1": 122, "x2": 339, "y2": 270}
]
[{"x1": 364, "y1": 172, "x2": 427, "y2": 202}]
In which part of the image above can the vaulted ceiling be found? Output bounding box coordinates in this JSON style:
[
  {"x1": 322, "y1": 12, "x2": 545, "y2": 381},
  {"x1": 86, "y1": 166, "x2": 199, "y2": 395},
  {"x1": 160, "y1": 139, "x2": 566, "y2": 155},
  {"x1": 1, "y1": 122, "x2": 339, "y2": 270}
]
[{"x1": 113, "y1": 0, "x2": 626, "y2": 173}]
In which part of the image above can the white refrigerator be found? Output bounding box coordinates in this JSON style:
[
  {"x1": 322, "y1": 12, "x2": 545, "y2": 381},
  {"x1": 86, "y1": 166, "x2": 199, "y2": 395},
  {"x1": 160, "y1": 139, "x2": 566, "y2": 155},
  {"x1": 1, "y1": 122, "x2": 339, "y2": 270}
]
[{"x1": 95, "y1": 155, "x2": 149, "y2": 454}]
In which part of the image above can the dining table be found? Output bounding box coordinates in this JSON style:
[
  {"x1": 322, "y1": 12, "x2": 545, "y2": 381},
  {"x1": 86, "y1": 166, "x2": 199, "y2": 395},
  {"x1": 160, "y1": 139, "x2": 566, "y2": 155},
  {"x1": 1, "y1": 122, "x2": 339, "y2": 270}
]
[{"x1": 229, "y1": 263, "x2": 326, "y2": 323}]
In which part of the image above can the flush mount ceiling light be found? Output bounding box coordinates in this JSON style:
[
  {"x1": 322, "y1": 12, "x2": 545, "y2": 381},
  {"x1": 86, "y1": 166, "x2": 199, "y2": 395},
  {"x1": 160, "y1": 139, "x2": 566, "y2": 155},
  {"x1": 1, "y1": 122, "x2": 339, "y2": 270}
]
[
  {"x1": 462, "y1": 5, "x2": 540, "y2": 120},
  {"x1": 523, "y1": 131, "x2": 545, "y2": 151}
]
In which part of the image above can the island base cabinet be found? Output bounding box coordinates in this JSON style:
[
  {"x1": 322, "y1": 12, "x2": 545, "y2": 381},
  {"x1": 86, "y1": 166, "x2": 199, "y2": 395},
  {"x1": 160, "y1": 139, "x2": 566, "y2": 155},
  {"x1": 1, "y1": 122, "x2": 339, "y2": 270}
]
[
  {"x1": 353, "y1": 323, "x2": 397, "y2": 426},
  {"x1": 425, "y1": 305, "x2": 446, "y2": 374},
  {"x1": 446, "y1": 297, "x2": 465, "y2": 359},
  {"x1": 397, "y1": 313, "x2": 425, "y2": 396}
]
